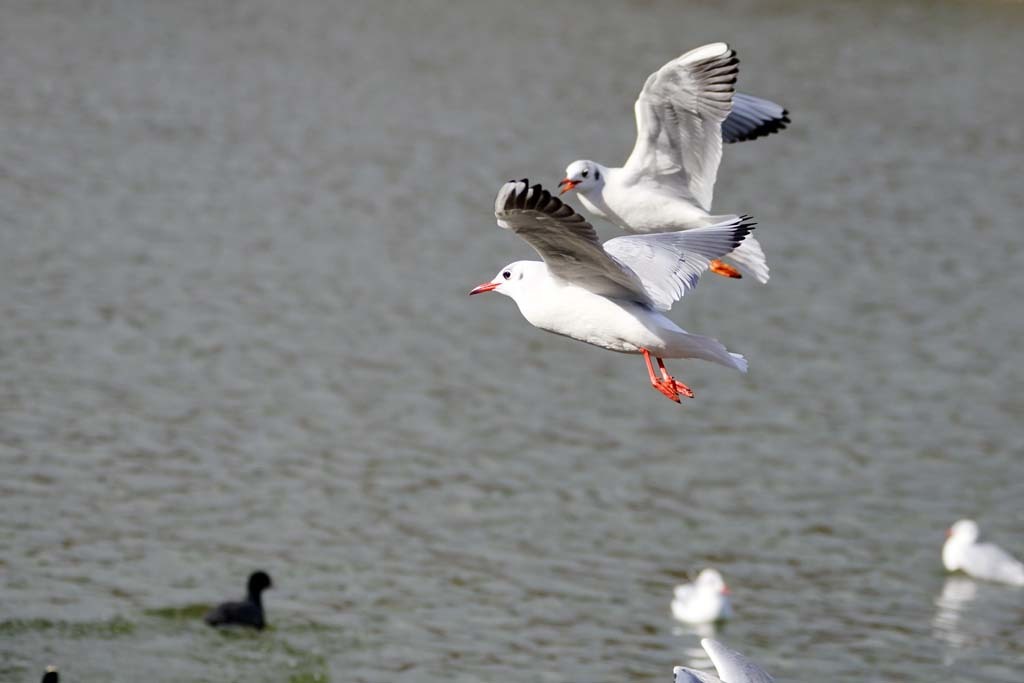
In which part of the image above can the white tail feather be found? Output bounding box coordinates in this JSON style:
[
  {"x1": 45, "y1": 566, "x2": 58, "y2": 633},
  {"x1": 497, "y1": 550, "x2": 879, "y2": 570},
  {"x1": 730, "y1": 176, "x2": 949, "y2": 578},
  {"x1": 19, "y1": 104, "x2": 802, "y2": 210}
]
[
  {"x1": 729, "y1": 352, "x2": 749, "y2": 373},
  {"x1": 725, "y1": 234, "x2": 770, "y2": 284},
  {"x1": 669, "y1": 330, "x2": 748, "y2": 373}
]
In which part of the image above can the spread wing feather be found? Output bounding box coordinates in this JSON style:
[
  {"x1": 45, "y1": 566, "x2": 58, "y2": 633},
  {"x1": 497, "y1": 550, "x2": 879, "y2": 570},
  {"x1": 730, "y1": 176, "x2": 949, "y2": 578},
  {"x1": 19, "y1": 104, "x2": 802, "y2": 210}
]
[
  {"x1": 723, "y1": 93, "x2": 790, "y2": 143},
  {"x1": 603, "y1": 216, "x2": 756, "y2": 309},
  {"x1": 622, "y1": 43, "x2": 738, "y2": 210},
  {"x1": 494, "y1": 181, "x2": 755, "y2": 310}
]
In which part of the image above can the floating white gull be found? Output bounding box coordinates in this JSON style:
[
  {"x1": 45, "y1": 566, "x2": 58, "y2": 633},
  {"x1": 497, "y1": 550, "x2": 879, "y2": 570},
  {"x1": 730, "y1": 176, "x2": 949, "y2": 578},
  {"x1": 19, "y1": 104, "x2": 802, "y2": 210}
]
[
  {"x1": 943, "y1": 519, "x2": 1024, "y2": 586},
  {"x1": 471, "y1": 180, "x2": 758, "y2": 403},
  {"x1": 674, "y1": 638, "x2": 775, "y2": 683},
  {"x1": 672, "y1": 568, "x2": 733, "y2": 624},
  {"x1": 559, "y1": 43, "x2": 788, "y2": 283}
]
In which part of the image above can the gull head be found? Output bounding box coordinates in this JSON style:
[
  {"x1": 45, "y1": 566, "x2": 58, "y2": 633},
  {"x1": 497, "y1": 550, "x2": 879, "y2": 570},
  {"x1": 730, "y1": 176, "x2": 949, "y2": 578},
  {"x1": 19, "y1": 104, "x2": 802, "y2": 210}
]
[
  {"x1": 559, "y1": 160, "x2": 604, "y2": 195},
  {"x1": 696, "y1": 568, "x2": 730, "y2": 595},
  {"x1": 947, "y1": 519, "x2": 978, "y2": 543},
  {"x1": 469, "y1": 261, "x2": 544, "y2": 299},
  {"x1": 943, "y1": 519, "x2": 979, "y2": 571}
]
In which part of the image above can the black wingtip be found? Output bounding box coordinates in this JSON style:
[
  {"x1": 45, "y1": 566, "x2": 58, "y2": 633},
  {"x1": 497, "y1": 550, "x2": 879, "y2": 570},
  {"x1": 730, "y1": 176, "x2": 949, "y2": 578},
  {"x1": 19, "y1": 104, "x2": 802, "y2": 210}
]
[
  {"x1": 499, "y1": 181, "x2": 519, "y2": 212},
  {"x1": 729, "y1": 215, "x2": 757, "y2": 247},
  {"x1": 496, "y1": 177, "x2": 589, "y2": 221},
  {"x1": 727, "y1": 110, "x2": 791, "y2": 143}
]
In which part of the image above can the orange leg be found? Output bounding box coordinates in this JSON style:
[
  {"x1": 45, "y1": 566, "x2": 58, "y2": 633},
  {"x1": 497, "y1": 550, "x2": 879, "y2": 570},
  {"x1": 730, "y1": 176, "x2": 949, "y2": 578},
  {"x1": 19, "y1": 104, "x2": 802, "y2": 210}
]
[
  {"x1": 657, "y1": 357, "x2": 695, "y2": 399},
  {"x1": 642, "y1": 349, "x2": 681, "y2": 403},
  {"x1": 709, "y1": 259, "x2": 742, "y2": 279}
]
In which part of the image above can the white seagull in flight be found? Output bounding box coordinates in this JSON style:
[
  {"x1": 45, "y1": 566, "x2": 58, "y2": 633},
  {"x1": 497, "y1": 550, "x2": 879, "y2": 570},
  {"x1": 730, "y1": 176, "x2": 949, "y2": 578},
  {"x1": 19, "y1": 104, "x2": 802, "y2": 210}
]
[
  {"x1": 558, "y1": 42, "x2": 788, "y2": 283},
  {"x1": 470, "y1": 180, "x2": 760, "y2": 403}
]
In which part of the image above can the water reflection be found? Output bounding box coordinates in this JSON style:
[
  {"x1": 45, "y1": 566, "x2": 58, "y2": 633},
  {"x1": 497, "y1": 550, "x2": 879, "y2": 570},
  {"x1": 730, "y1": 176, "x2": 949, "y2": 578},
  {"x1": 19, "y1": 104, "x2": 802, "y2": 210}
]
[
  {"x1": 671, "y1": 621, "x2": 721, "y2": 670},
  {"x1": 931, "y1": 576, "x2": 978, "y2": 661},
  {"x1": 672, "y1": 621, "x2": 721, "y2": 640}
]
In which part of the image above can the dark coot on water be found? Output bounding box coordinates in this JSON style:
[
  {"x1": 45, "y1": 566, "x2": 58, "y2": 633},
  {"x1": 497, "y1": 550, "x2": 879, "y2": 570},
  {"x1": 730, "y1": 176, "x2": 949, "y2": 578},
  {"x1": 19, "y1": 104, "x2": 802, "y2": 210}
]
[
  {"x1": 41, "y1": 666, "x2": 59, "y2": 683},
  {"x1": 204, "y1": 571, "x2": 273, "y2": 630}
]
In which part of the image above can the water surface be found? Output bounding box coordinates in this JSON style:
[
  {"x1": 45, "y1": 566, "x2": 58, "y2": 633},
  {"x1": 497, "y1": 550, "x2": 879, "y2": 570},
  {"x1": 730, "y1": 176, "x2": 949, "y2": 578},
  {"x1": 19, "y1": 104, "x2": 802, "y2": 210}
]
[{"x1": 2, "y1": 1, "x2": 1023, "y2": 681}]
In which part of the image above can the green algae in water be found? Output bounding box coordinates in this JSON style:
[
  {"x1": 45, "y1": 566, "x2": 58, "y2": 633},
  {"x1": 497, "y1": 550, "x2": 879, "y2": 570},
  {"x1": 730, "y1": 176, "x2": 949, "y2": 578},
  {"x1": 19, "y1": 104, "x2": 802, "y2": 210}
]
[
  {"x1": 0, "y1": 617, "x2": 135, "y2": 638},
  {"x1": 287, "y1": 673, "x2": 329, "y2": 683},
  {"x1": 143, "y1": 603, "x2": 211, "y2": 620}
]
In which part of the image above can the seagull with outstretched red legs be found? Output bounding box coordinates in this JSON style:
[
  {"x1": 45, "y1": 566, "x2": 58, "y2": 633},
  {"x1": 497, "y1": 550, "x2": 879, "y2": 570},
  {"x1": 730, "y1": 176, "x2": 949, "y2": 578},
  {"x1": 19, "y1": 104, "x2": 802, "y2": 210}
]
[{"x1": 470, "y1": 179, "x2": 760, "y2": 403}]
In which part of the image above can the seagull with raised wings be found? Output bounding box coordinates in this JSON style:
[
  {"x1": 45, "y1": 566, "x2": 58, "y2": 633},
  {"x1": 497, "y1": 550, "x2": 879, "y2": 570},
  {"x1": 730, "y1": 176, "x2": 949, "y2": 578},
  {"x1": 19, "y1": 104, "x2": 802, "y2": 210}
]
[
  {"x1": 558, "y1": 43, "x2": 788, "y2": 284},
  {"x1": 470, "y1": 180, "x2": 761, "y2": 403}
]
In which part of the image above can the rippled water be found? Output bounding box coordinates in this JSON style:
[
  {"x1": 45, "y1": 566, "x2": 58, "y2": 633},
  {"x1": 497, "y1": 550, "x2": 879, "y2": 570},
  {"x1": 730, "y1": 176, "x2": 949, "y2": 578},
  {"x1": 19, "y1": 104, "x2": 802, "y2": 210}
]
[{"x1": 2, "y1": 1, "x2": 1023, "y2": 681}]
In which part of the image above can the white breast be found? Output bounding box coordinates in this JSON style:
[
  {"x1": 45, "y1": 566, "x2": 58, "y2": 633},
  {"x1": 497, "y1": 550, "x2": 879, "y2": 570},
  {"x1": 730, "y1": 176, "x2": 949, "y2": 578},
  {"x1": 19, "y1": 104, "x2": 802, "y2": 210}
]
[
  {"x1": 671, "y1": 587, "x2": 731, "y2": 624},
  {"x1": 585, "y1": 170, "x2": 718, "y2": 233},
  {"x1": 513, "y1": 280, "x2": 671, "y2": 354}
]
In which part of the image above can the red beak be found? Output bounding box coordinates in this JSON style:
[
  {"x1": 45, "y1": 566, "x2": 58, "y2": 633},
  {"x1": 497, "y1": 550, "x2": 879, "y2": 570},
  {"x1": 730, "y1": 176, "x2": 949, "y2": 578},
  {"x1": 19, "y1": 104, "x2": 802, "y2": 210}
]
[
  {"x1": 558, "y1": 178, "x2": 577, "y2": 195},
  {"x1": 945, "y1": 528, "x2": 953, "y2": 539},
  {"x1": 469, "y1": 282, "x2": 499, "y2": 295},
  {"x1": 721, "y1": 585, "x2": 731, "y2": 596}
]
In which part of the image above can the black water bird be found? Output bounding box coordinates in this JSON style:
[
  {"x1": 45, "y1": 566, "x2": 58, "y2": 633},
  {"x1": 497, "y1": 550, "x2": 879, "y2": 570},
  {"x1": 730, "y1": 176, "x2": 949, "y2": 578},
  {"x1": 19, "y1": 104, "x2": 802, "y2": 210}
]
[
  {"x1": 41, "y1": 666, "x2": 59, "y2": 683},
  {"x1": 204, "y1": 570, "x2": 273, "y2": 630}
]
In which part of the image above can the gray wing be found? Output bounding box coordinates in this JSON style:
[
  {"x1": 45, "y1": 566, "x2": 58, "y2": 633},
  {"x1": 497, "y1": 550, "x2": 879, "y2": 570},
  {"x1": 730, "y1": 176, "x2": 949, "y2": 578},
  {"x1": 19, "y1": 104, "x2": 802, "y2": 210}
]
[
  {"x1": 674, "y1": 666, "x2": 723, "y2": 683},
  {"x1": 673, "y1": 581, "x2": 697, "y2": 601},
  {"x1": 602, "y1": 216, "x2": 756, "y2": 310},
  {"x1": 622, "y1": 43, "x2": 738, "y2": 211},
  {"x1": 723, "y1": 93, "x2": 790, "y2": 144},
  {"x1": 494, "y1": 180, "x2": 651, "y2": 302},
  {"x1": 962, "y1": 542, "x2": 1024, "y2": 585},
  {"x1": 702, "y1": 639, "x2": 775, "y2": 683}
]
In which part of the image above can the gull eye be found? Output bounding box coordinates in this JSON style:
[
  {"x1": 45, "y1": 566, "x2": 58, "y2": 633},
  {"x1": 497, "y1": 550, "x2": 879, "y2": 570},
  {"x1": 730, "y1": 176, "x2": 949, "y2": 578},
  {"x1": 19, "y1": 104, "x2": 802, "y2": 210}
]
[
  {"x1": 595, "y1": 170, "x2": 600, "y2": 180},
  {"x1": 502, "y1": 271, "x2": 511, "y2": 280},
  {"x1": 581, "y1": 169, "x2": 589, "y2": 178}
]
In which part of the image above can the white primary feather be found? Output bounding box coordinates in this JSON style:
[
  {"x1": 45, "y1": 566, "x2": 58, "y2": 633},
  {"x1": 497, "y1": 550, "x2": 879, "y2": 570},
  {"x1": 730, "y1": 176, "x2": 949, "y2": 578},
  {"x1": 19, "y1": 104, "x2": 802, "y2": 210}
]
[{"x1": 623, "y1": 42, "x2": 736, "y2": 211}]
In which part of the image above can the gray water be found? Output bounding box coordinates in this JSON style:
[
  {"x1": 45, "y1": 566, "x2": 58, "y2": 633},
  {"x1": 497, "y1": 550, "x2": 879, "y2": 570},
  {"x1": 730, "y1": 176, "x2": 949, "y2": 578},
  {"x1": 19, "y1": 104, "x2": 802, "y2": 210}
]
[{"x1": 2, "y1": 1, "x2": 1023, "y2": 681}]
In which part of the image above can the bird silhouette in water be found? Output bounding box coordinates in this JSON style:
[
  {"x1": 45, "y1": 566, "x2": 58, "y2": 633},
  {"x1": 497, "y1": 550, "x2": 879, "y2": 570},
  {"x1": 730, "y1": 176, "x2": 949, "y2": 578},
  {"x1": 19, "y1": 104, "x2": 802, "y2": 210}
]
[
  {"x1": 204, "y1": 571, "x2": 273, "y2": 630},
  {"x1": 41, "y1": 666, "x2": 59, "y2": 683}
]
